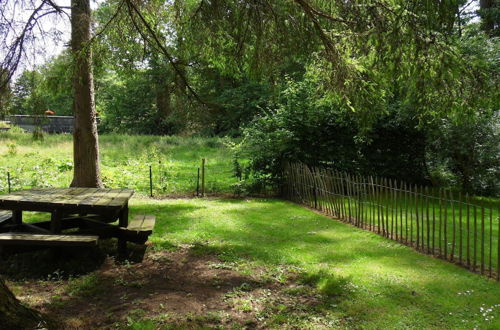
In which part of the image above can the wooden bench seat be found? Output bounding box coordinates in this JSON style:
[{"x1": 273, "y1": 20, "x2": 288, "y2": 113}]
[
  {"x1": 0, "y1": 233, "x2": 98, "y2": 247},
  {"x1": 120, "y1": 215, "x2": 156, "y2": 244},
  {"x1": 0, "y1": 210, "x2": 12, "y2": 225},
  {"x1": 126, "y1": 215, "x2": 156, "y2": 233}
]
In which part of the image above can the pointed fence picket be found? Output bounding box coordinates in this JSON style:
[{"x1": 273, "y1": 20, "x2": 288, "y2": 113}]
[{"x1": 282, "y1": 162, "x2": 499, "y2": 281}]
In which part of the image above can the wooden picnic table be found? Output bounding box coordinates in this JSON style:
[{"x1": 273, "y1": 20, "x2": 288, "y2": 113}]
[{"x1": 0, "y1": 188, "x2": 135, "y2": 254}]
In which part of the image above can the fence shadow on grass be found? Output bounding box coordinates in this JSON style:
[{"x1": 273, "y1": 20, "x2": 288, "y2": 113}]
[{"x1": 282, "y1": 162, "x2": 500, "y2": 281}]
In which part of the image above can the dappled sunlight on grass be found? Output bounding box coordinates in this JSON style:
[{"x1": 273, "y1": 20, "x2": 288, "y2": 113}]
[{"x1": 129, "y1": 197, "x2": 500, "y2": 329}]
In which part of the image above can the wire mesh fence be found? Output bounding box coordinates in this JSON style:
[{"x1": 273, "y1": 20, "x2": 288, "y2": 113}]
[
  {"x1": 283, "y1": 162, "x2": 500, "y2": 281},
  {"x1": 0, "y1": 158, "x2": 240, "y2": 197}
]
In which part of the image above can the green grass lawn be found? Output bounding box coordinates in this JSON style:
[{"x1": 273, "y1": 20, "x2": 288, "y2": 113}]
[
  {"x1": 310, "y1": 194, "x2": 500, "y2": 277},
  {"x1": 0, "y1": 130, "x2": 238, "y2": 195},
  {"x1": 3, "y1": 131, "x2": 499, "y2": 327},
  {"x1": 123, "y1": 197, "x2": 500, "y2": 329}
]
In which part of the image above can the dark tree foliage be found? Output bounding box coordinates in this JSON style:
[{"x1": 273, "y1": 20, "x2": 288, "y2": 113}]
[{"x1": 2, "y1": 0, "x2": 499, "y2": 194}]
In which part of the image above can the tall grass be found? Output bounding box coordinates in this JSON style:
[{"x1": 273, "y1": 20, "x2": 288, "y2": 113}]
[{"x1": 0, "y1": 130, "x2": 239, "y2": 195}]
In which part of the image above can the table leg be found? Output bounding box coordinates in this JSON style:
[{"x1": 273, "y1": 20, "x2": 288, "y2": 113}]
[
  {"x1": 118, "y1": 203, "x2": 129, "y2": 259},
  {"x1": 51, "y1": 209, "x2": 62, "y2": 233},
  {"x1": 12, "y1": 210, "x2": 22, "y2": 225}
]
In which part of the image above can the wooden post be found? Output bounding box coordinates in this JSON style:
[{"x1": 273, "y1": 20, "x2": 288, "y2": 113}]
[
  {"x1": 346, "y1": 173, "x2": 352, "y2": 223},
  {"x1": 399, "y1": 181, "x2": 403, "y2": 241},
  {"x1": 386, "y1": 179, "x2": 390, "y2": 238},
  {"x1": 365, "y1": 176, "x2": 370, "y2": 229},
  {"x1": 415, "y1": 185, "x2": 420, "y2": 250},
  {"x1": 332, "y1": 171, "x2": 338, "y2": 217},
  {"x1": 377, "y1": 177, "x2": 382, "y2": 235},
  {"x1": 12, "y1": 210, "x2": 22, "y2": 225},
  {"x1": 329, "y1": 169, "x2": 337, "y2": 216},
  {"x1": 339, "y1": 171, "x2": 345, "y2": 219},
  {"x1": 370, "y1": 176, "x2": 375, "y2": 231},
  {"x1": 315, "y1": 168, "x2": 322, "y2": 212},
  {"x1": 489, "y1": 207, "x2": 493, "y2": 277},
  {"x1": 481, "y1": 205, "x2": 485, "y2": 275},
  {"x1": 330, "y1": 170, "x2": 337, "y2": 216},
  {"x1": 439, "y1": 189, "x2": 443, "y2": 256},
  {"x1": 7, "y1": 172, "x2": 11, "y2": 193},
  {"x1": 497, "y1": 204, "x2": 499, "y2": 281},
  {"x1": 306, "y1": 166, "x2": 312, "y2": 208},
  {"x1": 466, "y1": 194, "x2": 470, "y2": 268},
  {"x1": 312, "y1": 173, "x2": 318, "y2": 209},
  {"x1": 458, "y1": 192, "x2": 463, "y2": 264},
  {"x1": 201, "y1": 158, "x2": 206, "y2": 197},
  {"x1": 409, "y1": 184, "x2": 414, "y2": 246},
  {"x1": 473, "y1": 204, "x2": 477, "y2": 272},
  {"x1": 118, "y1": 203, "x2": 129, "y2": 259},
  {"x1": 444, "y1": 191, "x2": 448, "y2": 259},
  {"x1": 323, "y1": 169, "x2": 332, "y2": 215},
  {"x1": 357, "y1": 175, "x2": 362, "y2": 227},
  {"x1": 196, "y1": 168, "x2": 200, "y2": 196},
  {"x1": 390, "y1": 179, "x2": 394, "y2": 239},
  {"x1": 356, "y1": 175, "x2": 361, "y2": 227},
  {"x1": 50, "y1": 209, "x2": 62, "y2": 234},
  {"x1": 404, "y1": 182, "x2": 408, "y2": 243},
  {"x1": 450, "y1": 191, "x2": 456, "y2": 261},
  {"x1": 149, "y1": 165, "x2": 153, "y2": 198},
  {"x1": 432, "y1": 191, "x2": 436, "y2": 255},
  {"x1": 421, "y1": 186, "x2": 426, "y2": 251},
  {"x1": 426, "y1": 187, "x2": 430, "y2": 254},
  {"x1": 378, "y1": 177, "x2": 384, "y2": 235}
]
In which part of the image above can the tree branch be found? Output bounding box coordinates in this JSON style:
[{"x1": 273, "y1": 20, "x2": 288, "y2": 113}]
[{"x1": 124, "y1": 0, "x2": 205, "y2": 105}]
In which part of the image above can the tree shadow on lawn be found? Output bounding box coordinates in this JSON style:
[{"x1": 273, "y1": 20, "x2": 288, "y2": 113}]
[
  {"x1": 1, "y1": 197, "x2": 349, "y2": 328},
  {"x1": 9, "y1": 245, "x2": 337, "y2": 328},
  {"x1": 0, "y1": 245, "x2": 107, "y2": 280},
  {"x1": 132, "y1": 198, "x2": 500, "y2": 327},
  {"x1": 132, "y1": 198, "x2": 497, "y2": 287},
  {"x1": 8, "y1": 198, "x2": 497, "y2": 328}
]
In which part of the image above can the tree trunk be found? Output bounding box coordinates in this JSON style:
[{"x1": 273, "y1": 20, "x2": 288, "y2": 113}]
[
  {"x1": 0, "y1": 278, "x2": 42, "y2": 328},
  {"x1": 70, "y1": 0, "x2": 103, "y2": 188},
  {"x1": 156, "y1": 82, "x2": 172, "y2": 120},
  {"x1": 479, "y1": 0, "x2": 497, "y2": 35}
]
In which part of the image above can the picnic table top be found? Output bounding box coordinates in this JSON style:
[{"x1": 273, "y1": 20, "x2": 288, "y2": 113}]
[{"x1": 0, "y1": 188, "x2": 134, "y2": 211}]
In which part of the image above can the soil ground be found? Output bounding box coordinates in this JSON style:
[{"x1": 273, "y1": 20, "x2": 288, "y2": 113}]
[{"x1": 6, "y1": 244, "x2": 327, "y2": 329}]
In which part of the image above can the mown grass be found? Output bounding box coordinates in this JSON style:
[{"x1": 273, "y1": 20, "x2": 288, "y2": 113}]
[
  {"x1": 0, "y1": 129, "x2": 239, "y2": 195},
  {"x1": 309, "y1": 194, "x2": 500, "y2": 277},
  {"x1": 125, "y1": 197, "x2": 500, "y2": 329}
]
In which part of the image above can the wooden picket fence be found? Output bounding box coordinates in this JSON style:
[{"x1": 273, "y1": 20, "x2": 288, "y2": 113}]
[{"x1": 283, "y1": 162, "x2": 500, "y2": 281}]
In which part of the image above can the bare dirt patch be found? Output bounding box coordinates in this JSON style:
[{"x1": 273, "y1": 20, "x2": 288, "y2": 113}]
[{"x1": 6, "y1": 245, "x2": 335, "y2": 329}]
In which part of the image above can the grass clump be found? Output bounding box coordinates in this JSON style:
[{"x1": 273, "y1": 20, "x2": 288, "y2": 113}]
[
  {"x1": 299, "y1": 270, "x2": 353, "y2": 297},
  {"x1": 67, "y1": 274, "x2": 102, "y2": 297}
]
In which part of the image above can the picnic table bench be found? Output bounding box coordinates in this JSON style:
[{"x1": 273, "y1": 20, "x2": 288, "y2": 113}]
[
  {"x1": 0, "y1": 210, "x2": 12, "y2": 225},
  {"x1": 0, "y1": 233, "x2": 98, "y2": 247},
  {"x1": 0, "y1": 188, "x2": 155, "y2": 257}
]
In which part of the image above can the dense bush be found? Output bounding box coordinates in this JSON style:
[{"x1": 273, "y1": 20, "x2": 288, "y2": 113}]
[
  {"x1": 240, "y1": 76, "x2": 499, "y2": 196},
  {"x1": 427, "y1": 111, "x2": 499, "y2": 195},
  {"x1": 239, "y1": 77, "x2": 432, "y2": 188}
]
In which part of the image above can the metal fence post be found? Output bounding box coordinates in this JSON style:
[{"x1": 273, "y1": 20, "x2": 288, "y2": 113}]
[{"x1": 7, "y1": 172, "x2": 11, "y2": 193}]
